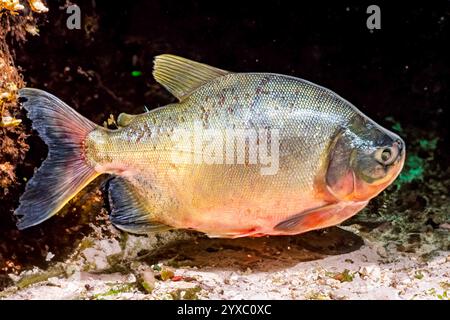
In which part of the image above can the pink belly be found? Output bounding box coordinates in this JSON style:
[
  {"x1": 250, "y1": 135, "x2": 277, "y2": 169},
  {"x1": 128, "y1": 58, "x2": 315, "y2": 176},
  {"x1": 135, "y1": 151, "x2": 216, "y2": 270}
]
[{"x1": 181, "y1": 200, "x2": 368, "y2": 238}]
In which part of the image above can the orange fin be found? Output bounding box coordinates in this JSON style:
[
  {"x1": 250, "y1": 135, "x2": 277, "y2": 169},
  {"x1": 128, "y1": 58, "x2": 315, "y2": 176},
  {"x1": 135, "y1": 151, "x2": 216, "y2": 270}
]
[
  {"x1": 274, "y1": 201, "x2": 368, "y2": 232},
  {"x1": 274, "y1": 204, "x2": 338, "y2": 231}
]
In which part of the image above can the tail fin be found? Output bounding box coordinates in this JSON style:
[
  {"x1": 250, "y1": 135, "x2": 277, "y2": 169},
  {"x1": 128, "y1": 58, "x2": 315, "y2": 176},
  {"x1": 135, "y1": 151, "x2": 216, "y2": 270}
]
[{"x1": 15, "y1": 88, "x2": 100, "y2": 229}]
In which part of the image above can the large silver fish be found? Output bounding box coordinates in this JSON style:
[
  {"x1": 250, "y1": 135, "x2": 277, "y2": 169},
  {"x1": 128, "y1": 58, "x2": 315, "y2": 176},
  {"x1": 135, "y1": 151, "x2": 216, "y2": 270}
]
[{"x1": 15, "y1": 54, "x2": 405, "y2": 238}]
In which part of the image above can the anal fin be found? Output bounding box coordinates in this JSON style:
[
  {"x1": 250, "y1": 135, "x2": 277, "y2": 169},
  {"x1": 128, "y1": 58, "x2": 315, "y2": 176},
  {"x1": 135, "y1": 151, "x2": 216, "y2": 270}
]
[{"x1": 108, "y1": 177, "x2": 172, "y2": 234}]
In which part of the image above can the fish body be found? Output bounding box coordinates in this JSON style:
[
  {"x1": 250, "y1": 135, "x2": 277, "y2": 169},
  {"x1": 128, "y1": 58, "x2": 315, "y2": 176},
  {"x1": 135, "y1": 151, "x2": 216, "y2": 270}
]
[{"x1": 15, "y1": 55, "x2": 405, "y2": 238}]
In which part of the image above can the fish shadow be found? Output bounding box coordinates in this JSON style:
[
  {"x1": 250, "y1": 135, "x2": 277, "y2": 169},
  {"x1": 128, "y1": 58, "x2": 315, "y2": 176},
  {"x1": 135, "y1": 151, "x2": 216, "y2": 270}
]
[{"x1": 141, "y1": 227, "x2": 364, "y2": 272}]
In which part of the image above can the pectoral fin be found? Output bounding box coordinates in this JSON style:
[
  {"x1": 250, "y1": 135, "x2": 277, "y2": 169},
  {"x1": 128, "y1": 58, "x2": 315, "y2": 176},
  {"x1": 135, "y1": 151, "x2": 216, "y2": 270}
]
[
  {"x1": 108, "y1": 177, "x2": 172, "y2": 234},
  {"x1": 274, "y1": 204, "x2": 338, "y2": 231},
  {"x1": 153, "y1": 54, "x2": 230, "y2": 101},
  {"x1": 274, "y1": 201, "x2": 367, "y2": 232}
]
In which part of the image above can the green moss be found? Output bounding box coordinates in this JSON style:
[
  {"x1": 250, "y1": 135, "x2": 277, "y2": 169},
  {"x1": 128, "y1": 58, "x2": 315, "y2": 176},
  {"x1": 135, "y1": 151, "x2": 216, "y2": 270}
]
[
  {"x1": 93, "y1": 284, "x2": 135, "y2": 299},
  {"x1": 396, "y1": 154, "x2": 425, "y2": 186},
  {"x1": 102, "y1": 253, "x2": 132, "y2": 274},
  {"x1": 392, "y1": 122, "x2": 403, "y2": 133},
  {"x1": 418, "y1": 138, "x2": 438, "y2": 151},
  {"x1": 385, "y1": 116, "x2": 403, "y2": 133},
  {"x1": 141, "y1": 281, "x2": 154, "y2": 294},
  {"x1": 395, "y1": 137, "x2": 440, "y2": 188},
  {"x1": 119, "y1": 232, "x2": 129, "y2": 251}
]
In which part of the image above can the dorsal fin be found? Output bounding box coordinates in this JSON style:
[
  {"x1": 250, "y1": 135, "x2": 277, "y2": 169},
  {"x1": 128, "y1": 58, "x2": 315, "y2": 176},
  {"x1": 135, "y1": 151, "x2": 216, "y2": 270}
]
[{"x1": 153, "y1": 54, "x2": 230, "y2": 101}]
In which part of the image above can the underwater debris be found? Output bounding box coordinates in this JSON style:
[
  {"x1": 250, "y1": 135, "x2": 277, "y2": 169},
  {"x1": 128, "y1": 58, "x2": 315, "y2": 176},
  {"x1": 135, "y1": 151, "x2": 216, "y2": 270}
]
[
  {"x1": 414, "y1": 270, "x2": 424, "y2": 280},
  {"x1": 103, "y1": 113, "x2": 118, "y2": 129},
  {"x1": 169, "y1": 286, "x2": 202, "y2": 300},
  {"x1": 0, "y1": 0, "x2": 24, "y2": 14},
  {"x1": 326, "y1": 269, "x2": 355, "y2": 283},
  {"x1": 0, "y1": 0, "x2": 48, "y2": 15},
  {"x1": 0, "y1": 115, "x2": 21, "y2": 127},
  {"x1": 0, "y1": 0, "x2": 50, "y2": 201},
  {"x1": 305, "y1": 291, "x2": 331, "y2": 300},
  {"x1": 0, "y1": 82, "x2": 21, "y2": 127},
  {"x1": 28, "y1": 0, "x2": 48, "y2": 13},
  {"x1": 159, "y1": 268, "x2": 175, "y2": 281}
]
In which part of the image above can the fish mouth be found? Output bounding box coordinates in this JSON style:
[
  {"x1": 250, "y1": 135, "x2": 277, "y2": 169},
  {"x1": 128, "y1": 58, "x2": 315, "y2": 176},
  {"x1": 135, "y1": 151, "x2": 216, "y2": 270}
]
[
  {"x1": 391, "y1": 138, "x2": 406, "y2": 174},
  {"x1": 393, "y1": 138, "x2": 405, "y2": 163}
]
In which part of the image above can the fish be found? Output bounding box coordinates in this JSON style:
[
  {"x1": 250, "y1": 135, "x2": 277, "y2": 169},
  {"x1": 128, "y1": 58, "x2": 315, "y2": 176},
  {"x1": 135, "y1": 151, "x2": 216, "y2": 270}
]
[{"x1": 15, "y1": 54, "x2": 405, "y2": 238}]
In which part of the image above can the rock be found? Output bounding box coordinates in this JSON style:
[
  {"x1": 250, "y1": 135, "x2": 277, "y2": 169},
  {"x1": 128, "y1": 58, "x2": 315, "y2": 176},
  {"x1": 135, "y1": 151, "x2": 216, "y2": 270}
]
[
  {"x1": 160, "y1": 269, "x2": 175, "y2": 281},
  {"x1": 45, "y1": 252, "x2": 55, "y2": 262},
  {"x1": 139, "y1": 270, "x2": 156, "y2": 294},
  {"x1": 359, "y1": 265, "x2": 382, "y2": 281},
  {"x1": 82, "y1": 239, "x2": 122, "y2": 270}
]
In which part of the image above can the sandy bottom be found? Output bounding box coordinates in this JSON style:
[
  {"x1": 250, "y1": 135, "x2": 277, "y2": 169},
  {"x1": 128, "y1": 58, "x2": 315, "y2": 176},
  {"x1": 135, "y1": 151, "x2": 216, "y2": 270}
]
[{"x1": 1, "y1": 225, "x2": 449, "y2": 300}]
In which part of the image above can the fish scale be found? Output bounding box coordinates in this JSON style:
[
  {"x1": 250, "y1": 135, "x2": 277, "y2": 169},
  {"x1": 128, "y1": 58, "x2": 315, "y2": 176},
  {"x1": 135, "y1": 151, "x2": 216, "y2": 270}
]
[
  {"x1": 15, "y1": 54, "x2": 405, "y2": 237},
  {"x1": 84, "y1": 73, "x2": 360, "y2": 235}
]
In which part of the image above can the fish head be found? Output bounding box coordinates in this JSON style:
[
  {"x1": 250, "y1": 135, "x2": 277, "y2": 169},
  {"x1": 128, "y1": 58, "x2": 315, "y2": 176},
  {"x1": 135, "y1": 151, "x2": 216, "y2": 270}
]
[{"x1": 325, "y1": 114, "x2": 405, "y2": 202}]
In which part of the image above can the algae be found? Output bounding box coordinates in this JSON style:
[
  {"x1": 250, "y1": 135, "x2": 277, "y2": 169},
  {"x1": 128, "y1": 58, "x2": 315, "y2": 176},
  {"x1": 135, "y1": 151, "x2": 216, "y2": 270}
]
[
  {"x1": 16, "y1": 266, "x2": 65, "y2": 289},
  {"x1": 92, "y1": 283, "x2": 135, "y2": 299}
]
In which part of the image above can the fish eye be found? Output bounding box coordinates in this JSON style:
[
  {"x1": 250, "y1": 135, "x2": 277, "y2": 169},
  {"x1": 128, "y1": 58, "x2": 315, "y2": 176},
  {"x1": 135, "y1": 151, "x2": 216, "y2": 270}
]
[
  {"x1": 381, "y1": 149, "x2": 391, "y2": 162},
  {"x1": 375, "y1": 147, "x2": 397, "y2": 166}
]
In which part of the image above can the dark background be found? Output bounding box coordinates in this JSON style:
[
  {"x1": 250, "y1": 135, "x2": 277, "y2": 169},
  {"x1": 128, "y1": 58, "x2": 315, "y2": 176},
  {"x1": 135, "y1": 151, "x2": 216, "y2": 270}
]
[
  {"x1": 17, "y1": 0, "x2": 450, "y2": 159},
  {"x1": 0, "y1": 0, "x2": 448, "y2": 282}
]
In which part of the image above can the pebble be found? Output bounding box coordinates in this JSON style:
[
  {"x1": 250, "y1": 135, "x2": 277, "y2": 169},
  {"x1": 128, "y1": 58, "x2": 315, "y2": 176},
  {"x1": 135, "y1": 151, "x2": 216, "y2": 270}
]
[
  {"x1": 82, "y1": 239, "x2": 122, "y2": 270},
  {"x1": 139, "y1": 270, "x2": 156, "y2": 293},
  {"x1": 359, "y1": 265, "x2": 382, "y2": 281},
  {"x1": 45, "y1": 252, "x2": 55, "y2": 262}
]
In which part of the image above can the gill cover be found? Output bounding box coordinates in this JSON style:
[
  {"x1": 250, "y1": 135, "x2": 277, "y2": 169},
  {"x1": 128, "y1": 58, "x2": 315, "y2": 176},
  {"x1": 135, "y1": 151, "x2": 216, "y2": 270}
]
[{"x1": 325, "y1": 130, "x2": 355, "y2": 200}]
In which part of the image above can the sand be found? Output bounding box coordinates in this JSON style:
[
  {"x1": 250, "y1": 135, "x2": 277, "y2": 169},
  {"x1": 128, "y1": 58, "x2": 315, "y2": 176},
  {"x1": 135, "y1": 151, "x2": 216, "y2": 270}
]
[{"x1": 1, "y1": 224, "x2": 448, "y2": 300}]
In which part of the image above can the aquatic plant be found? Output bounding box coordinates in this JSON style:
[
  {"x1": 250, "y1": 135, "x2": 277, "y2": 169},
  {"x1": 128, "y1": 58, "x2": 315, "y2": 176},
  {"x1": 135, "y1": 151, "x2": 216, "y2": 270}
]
[
  {"x1": 396, "y1": 154, "x2": 425, "y2": 186},
  {"x1": 385, "y1": 117, "x2": 440, "y2": 188}
]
